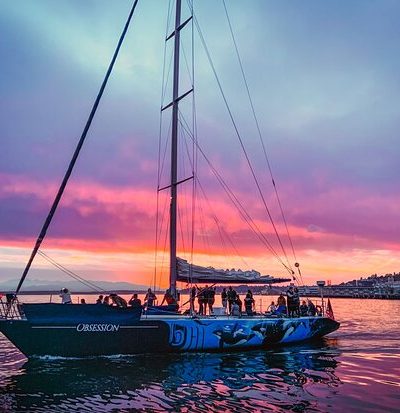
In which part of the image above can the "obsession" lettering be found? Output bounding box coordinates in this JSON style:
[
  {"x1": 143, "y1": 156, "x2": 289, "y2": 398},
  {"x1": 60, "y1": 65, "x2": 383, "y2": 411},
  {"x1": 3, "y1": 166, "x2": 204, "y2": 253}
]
[{"x1": 76, "y1": 323, "x2": 120, "y2": 332}]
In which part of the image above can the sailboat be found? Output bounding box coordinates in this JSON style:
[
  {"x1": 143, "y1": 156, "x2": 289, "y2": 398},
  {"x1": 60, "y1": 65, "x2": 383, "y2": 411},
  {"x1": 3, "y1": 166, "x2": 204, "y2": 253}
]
[{"x1": 0, "y1": 0, "x2": 339, "y2": 357}]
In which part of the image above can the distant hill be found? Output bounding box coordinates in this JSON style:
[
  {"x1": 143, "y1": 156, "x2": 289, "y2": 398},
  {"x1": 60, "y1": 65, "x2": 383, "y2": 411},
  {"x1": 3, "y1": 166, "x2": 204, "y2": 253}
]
[{"x1": 0, "y1": 278, "x2": 150, "y2": 293}]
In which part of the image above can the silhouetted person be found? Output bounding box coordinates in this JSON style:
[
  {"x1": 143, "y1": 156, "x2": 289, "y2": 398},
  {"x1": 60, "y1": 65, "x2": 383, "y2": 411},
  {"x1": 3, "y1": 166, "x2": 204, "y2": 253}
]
[
  {"x1": 227, "y1": 286, "x2": 237, "y2": 313},
  {"x1": 277, "y1": 293, "x2": 287, "y2": 315},
  {"x1": 208, "y1": 286, "x2": 216, "y2": 314},
  {"x1": 221, "y1": 288, "x2": 228, "y2": 311},
  {"x1": 197, "y1": 287, "x2": 206, "y2": 315},
  {"x1": 287, "y1": 286, "x2": 295, "y2": 317},
  {"x1": 161, "y1": 289, "x2": 177, "y2": 306},
  {"x1": 129, "y1": 293, "x2": 142, "y2": 308},
  {"x1": 300, "y1": 300, "x2": 308, "y2": 316},
  {"x1": 307, "y1": 299, "x2": 317, "y2": 316},
  {"x1": 144, "y1": 288, "x2": 157, "y2": 307},
  {"x1": 244, "y1": 291, "x2": 255, "y2": 315},
  {"x1": 110, "y1": 293, "x2": 128, "y2": 308}
]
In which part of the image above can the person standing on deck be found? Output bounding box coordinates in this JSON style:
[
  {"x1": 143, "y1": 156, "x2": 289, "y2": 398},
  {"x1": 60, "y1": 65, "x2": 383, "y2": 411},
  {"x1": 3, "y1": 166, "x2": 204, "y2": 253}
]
[
  {"x1": 293, "y1": 287, "x2": 300, "y2": 317},
  {"x1": 244, "y1": 291, "x2": 255, "y2": 315},
  {"x1": 276, "y1": 293, "x2": 287, "y2": 315},
  {"x1": 221, "y1": 288, "x2": 228, "y2": 312},
  {"x1": 59, "y1": 288, "x2": 72, "y2": 304},
  {"x1": 227, "y1": 286, "x2": 237, "y2": 313},
  {"x1": 287, "y1": 286, "x2": 295, "y2": 317},
  {"x1": 144, "y1": 288, "x2": 157, "y2": 307},
  {"x1": 208, "y1": 286, "x2": 216, "y2": 314},
  {"x1": 197, "y1": 287, "x2": 206, "y2": 315},
  {"x1": 235, "y1": 295, "x2": 243, "y2": 314}
]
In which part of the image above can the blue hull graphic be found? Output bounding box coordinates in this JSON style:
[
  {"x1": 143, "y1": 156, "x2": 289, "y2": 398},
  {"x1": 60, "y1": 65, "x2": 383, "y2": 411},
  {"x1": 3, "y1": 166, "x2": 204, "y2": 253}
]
[{"x1": 164, "y1": 316, "x2": 338, "y2": 351}]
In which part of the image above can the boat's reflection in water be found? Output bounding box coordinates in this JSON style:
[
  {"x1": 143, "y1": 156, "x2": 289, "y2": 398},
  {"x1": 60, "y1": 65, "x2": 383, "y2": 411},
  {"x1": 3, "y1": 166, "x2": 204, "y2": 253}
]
[{"x1": 0, "y1": 339, "x2": 341, "y2": 412}]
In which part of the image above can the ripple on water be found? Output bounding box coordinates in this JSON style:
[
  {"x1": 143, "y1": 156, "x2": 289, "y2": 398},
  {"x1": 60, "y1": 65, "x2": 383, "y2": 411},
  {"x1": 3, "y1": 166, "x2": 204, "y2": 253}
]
[{"x1": 1, "y1": 298, "x2": 400, "y2": 412}]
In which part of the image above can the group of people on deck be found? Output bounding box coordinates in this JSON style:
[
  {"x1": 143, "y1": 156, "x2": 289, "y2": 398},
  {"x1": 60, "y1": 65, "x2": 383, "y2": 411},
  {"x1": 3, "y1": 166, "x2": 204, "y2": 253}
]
[
  {"x1": 60, "y1": 284, "x2": 320, "y2": 317},
  {"x1": 267, "y1": 285, "x2": 320, "y2": 317},
  {"x1": 59, "y1": 288, "x2": 160, "y2": 309},
  {"x1": 188, "y1": 284, "x2": 320, "y2": 317},
  {"x1": 190, "y1": 285, "x2": 216, "y2": 315},
  {"x1": 189, "y1": 285, "x2": 255, "y2": 316}
]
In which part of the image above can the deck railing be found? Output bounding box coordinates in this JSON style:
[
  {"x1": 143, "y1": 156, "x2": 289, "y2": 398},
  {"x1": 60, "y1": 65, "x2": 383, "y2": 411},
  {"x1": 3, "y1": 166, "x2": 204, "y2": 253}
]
[{"x1": 0, "y1": 295, "x2": 23, "y2": 320}]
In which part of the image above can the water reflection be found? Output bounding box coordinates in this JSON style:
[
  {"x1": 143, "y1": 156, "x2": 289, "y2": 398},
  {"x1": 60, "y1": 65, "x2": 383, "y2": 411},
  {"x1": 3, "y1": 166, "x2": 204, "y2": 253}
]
[{"x1": 0, "y1": 339, "x2": 341, "y2": 412}]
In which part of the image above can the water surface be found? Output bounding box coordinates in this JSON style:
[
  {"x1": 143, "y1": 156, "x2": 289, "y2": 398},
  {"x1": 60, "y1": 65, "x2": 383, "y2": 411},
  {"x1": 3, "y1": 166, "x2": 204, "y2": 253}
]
[{"x1": 0, "y1": 297, "x2": 399, "y2": 412}]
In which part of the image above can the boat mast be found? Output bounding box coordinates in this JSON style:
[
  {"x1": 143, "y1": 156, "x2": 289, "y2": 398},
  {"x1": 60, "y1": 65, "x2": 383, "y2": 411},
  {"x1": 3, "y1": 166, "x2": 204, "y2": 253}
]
[{"x1": 169, "y1": 0, "x2": 182, "y2": 298}]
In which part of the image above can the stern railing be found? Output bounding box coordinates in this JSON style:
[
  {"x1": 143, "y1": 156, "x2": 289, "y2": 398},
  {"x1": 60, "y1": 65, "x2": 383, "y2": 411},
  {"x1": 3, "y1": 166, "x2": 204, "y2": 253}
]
[{"x1": 0, "y1": 294, "x2": 23, "y2": 320}]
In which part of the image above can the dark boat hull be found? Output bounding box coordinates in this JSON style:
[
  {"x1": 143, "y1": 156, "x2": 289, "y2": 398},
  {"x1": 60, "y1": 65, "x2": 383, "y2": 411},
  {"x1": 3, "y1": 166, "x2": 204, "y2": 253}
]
[{"x1": 0, "y1": 313, "x2": 339, "y2": 358}]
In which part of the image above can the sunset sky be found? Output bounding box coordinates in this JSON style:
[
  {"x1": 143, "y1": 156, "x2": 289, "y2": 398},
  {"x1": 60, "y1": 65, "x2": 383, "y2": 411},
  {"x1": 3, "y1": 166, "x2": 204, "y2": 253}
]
[{"x1": 1, "y1": 0, "x2": 399, "y2": 290}]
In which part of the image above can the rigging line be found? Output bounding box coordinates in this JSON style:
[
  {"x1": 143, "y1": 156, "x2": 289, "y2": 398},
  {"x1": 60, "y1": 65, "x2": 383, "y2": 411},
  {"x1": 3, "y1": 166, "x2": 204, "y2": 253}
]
[
  {"x1": 155, "y1": 5, "x2": 171, "y2": 291},
  {"x1": 157, "y1": 179, "x2": 171, "y2": 290},
  {"x1": 180, "y1": 119, "x2": 290, "y2": 272},
  {"x1": 161, "y1": 0, "x2": 175, "y2": 105},
  {"x1": 222, "y1": 0, "x2": 298, "y2": 266},
  {"x1": 198, "y1": 179, "x2": 249, "y2": 269},
  {"x1": 177, "y1": 123, "x2": 188, "y2": 256},
  {"x1": 158, "y1": 215, "x2": 170, "y2": 291},
  {"x1": 154, "y1": 189, "x2": 160, "y2": 291},
  {"x1": 159, "y1": 118, "x2": 172, "y2": 186},
  {"x1": 37, "y1": 251, "x2": 104, "y2": 293},
  {"x1": 197, "y1": 199, "x2": 212, "y2": 255},
  {"x1": 37, "y1": 251, "x2": 101, "y2": 292},
  {"x1": 196, "y1": 178, "x2": 250, "y2": 269},
  {"x1": 157, "y1": 191, "x2": 170, "y2": 260},
  {"x1": 15, "y1": 0, "x2": 140, "y2": 295},
  {"x1": 161, "y1": 48, "x2": 174, "y2": 110},
  {"x1": 181, "y1": 37, "x2": 194, "y2": 86},
  {"x1": 215, "y1": 217, "x2": 229, "y2": 263},
  {"x1": 179, "y1": 116, "x2": 293, "y2": 274},
  {"x1": 158, "y1": 2, "x2": 174, "y2": 187},
  {"x1": 198, "y1": 143, "x2": 290, "y2": 271},
  {"x1": 192, "y1": 14, "x2": 293, "y2": 272},
  {"x1": 178, "y1": 119, "x2": 192, "y2": 250},
  {"x1": 196, "y1": 189, "x2": 232, "y2": 266},
  {"x1": 178, "y1": 206, "x2": 187, "y2": 257},
  {"x1": 221, "y1": 226, "x2": 250, "y2": 269},
  {"x1": 180, "y1": 111, "x2": 234, "y2": 264}
]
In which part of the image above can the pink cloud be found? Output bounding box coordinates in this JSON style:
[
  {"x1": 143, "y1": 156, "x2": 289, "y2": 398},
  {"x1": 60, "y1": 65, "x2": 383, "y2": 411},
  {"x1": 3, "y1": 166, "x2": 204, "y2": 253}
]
[{"x1": 1, "y1": 172, "x2": 399, "y2": 284}]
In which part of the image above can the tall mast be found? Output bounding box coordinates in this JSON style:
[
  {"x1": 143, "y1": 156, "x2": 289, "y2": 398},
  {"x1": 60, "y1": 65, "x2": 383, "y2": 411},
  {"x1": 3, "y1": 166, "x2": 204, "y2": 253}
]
[{"x1": 169, "y1": 0, "x2": 182, "y2": 297}]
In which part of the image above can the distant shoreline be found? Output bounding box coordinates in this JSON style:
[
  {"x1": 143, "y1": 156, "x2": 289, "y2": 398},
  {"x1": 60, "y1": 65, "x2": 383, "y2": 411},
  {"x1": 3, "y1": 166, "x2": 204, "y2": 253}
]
[
  {"x1": 2, "y1": 290, "x2": 163, "y2": 295},
  {"x1": 3, "y1": 290, "x2": 399, "y2": 300}
]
